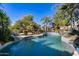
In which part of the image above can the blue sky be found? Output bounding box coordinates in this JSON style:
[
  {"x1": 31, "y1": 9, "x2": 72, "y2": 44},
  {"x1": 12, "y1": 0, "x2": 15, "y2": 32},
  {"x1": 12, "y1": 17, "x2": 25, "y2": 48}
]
[{"x1": 1, "y1": 3, "x2": 61, "y2": 25}]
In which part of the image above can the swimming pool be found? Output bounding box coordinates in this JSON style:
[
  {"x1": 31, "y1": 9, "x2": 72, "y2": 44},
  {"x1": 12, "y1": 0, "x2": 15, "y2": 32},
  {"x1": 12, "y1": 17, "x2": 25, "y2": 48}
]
[{"x1": 0, "y1": 32, "x2": 73, "y2": 56}]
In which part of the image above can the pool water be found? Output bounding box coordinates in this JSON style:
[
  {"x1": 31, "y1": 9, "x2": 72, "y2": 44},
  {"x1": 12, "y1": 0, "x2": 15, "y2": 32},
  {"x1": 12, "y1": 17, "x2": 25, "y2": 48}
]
[
  {"x1": 0, "y1": 33, "x2": 72, "y2": 56},
  {"x1": 76, "y1": 48, "x2": 79, "y2": 53}
]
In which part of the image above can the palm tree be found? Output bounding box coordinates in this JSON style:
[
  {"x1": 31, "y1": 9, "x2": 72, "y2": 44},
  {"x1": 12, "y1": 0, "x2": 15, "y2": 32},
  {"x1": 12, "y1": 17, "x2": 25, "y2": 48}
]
[{"x1": 41, "y1": 16, "x2": 51, "y2": 32}]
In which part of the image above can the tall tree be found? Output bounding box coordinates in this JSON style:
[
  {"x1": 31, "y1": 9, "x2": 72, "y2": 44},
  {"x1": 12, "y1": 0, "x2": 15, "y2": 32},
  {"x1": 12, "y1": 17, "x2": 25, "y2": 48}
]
[
  {"x1": 60, "y1": 3, "x2": 79, "y2": 28},
  {"x1": 41, "y1": 16, "x2": 51, "y2": 32},
  {"x1": 0, "y1": 9, "x2": 11, "y2": 44},
  {"x1": 11, "y1": 15, "x2": 40, "y2": 34},
  {"x1": 53, "y1": 3, "x2": 79, "y2": 32}
]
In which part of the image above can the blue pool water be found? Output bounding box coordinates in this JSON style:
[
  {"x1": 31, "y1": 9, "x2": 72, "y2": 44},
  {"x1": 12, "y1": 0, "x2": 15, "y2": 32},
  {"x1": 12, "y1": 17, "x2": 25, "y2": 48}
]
[
  {"x1": 76, "y1": 48, "x2": 79, "y2": 53},
  {"x1": 0, "y1": 33, "x2": 72, "y2": 56}
]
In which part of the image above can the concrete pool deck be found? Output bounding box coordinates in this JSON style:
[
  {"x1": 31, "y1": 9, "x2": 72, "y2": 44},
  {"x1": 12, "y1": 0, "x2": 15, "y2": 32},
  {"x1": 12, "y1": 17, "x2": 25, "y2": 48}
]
[{"x1": 61, "y1": 36, "x2": 79, "y2": 56}]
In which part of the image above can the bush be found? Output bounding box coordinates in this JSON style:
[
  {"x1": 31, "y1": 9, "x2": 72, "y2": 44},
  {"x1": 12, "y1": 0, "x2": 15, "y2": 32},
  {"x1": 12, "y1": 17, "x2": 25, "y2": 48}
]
[{"x1": 0, "y1": 28, "x2": 11, "y2": 44}]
